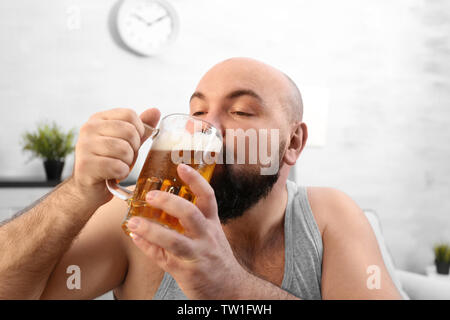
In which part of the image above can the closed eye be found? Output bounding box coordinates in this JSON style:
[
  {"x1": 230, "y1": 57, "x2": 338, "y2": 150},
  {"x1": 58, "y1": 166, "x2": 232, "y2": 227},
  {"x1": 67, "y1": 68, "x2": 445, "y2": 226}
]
[
  {"x1": 193, "y1": 111, "x2": 254, "y2": 117},
  {"x1": 232, "y1": 111, "x2": 253, "y2": 117}
]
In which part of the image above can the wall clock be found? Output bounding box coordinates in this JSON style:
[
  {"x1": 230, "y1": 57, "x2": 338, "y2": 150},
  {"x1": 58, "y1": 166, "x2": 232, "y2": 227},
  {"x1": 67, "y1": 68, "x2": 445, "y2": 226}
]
[{"x1": 115, "y1": 0, "x2": 179, "y2": 56}]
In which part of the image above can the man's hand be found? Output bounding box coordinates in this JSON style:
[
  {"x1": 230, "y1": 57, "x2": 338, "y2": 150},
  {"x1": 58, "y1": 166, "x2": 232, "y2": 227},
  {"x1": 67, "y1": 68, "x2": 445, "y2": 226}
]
[
  {"x1": 72, "y1": 107, "x2": 161, "y2": 207},
  {"x1": 127, "y1": 163, "x2": 248, "y2": 300}
]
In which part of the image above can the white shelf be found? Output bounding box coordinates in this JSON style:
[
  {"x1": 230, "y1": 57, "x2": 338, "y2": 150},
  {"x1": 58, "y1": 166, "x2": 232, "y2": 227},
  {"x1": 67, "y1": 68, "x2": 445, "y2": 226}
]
[{"x1": 425, "y1": 265, "x2": 450, "y2": 281}]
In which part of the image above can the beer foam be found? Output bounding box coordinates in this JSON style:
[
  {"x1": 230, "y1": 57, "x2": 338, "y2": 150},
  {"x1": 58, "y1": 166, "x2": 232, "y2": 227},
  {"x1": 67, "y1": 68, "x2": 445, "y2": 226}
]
[{"x1": 152, "y1": 130, "x2": 222, "y2": 152}]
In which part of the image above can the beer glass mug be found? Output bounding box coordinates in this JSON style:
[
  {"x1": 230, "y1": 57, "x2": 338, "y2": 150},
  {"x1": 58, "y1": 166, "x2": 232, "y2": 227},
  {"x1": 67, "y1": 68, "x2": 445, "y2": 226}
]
[{"x1": 106, "y1": 113, "x2": 223, "y2": 235}]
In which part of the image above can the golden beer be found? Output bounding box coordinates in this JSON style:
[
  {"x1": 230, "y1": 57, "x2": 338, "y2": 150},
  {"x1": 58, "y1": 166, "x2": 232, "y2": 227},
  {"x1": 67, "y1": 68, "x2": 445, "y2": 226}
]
[
  {"x1": 122, "y1": 149, "x2": 217, "y2": 234},
  {"x1": 118, "y1": 115, "x2": 222, "y2": 235}
]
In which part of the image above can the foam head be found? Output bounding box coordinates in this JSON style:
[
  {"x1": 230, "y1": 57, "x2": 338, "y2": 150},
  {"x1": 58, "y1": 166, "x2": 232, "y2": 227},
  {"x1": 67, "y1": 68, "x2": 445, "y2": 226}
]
[{"x1": 152, "y1": 130, "x2": 222, "y2": 153}]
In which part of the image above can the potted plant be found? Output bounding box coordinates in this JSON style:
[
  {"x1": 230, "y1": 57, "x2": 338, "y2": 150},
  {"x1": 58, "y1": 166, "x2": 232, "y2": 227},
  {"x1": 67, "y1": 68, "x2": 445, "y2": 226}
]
[
  {"x1": 22, "y1": 122, "x2": 76, "y2": 181},
  {"x1": 433, "y1": 243, "x2": 450, "y2": 275}
]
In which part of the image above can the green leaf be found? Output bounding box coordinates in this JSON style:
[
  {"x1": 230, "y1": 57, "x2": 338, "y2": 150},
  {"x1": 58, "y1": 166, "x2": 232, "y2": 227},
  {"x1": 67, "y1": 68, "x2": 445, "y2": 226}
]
[
  {"x1": 21, "y1": 121, "x2": 76, "y2": 161},
  {"x1": 433, "y1": 243, "x2": 450, "y2": 263}
]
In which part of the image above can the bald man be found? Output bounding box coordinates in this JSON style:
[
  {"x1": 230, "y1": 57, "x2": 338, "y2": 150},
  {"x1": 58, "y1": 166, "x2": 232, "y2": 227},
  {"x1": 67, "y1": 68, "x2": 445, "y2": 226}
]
[{"x1": 0, "y1": 58, "x2": 402, "y2": 300}]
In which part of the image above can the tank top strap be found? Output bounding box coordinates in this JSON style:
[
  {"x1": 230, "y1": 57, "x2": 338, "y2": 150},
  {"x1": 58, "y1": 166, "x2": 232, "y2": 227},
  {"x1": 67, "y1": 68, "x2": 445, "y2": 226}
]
[{"x1": 282, "y1": 180, "x2": 323, "y2": 299}]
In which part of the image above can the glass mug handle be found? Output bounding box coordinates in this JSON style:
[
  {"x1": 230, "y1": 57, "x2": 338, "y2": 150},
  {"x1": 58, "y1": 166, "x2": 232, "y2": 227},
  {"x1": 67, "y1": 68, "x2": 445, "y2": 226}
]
[{"x1": 105, "y1": 123, "x2": 159, "y2": 201}]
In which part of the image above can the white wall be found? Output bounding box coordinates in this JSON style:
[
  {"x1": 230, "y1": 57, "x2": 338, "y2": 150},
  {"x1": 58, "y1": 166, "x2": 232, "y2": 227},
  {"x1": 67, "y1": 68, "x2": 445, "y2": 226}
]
[{"x1": 0, "y1": 0, "x2": 449, "y2": 274}]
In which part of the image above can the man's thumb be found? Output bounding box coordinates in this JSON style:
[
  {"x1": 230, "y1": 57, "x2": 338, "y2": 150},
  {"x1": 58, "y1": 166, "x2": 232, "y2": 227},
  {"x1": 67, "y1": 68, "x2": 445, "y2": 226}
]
[{"x1": 139, "y1": 108, "x2": 161, "y2": 144}]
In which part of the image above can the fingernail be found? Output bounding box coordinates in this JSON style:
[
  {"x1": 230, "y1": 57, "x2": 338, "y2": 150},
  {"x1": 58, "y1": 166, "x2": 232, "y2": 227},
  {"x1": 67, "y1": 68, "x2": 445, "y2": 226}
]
[
  {"x1": 130, "y1": 232, "x2": 141, "y2": 241},
  {"x1": 128, "y1": 218, "x2": 140, "y2": 230}
]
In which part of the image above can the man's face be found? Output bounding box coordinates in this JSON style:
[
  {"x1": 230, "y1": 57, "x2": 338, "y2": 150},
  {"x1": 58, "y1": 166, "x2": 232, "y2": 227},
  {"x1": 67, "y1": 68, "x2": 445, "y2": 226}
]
[{"x1": 188, "y1": 58, "x2": 292, "y2": 223}]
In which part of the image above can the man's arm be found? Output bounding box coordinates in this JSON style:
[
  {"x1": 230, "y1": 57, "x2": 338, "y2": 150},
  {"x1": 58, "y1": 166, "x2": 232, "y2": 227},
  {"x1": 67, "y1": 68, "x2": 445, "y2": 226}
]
[
  {"x1": 308, "y1": 187, "x2": 403, "y2": 299},
  {"x1": 39, "y1": 192, "x2": 130, "y2": 300},
  {"x1": 0, "y1": 107, "x2": 161, "y2": 299},
  {"x1": 0, "y1": 178, "x2": 105, "y2": 299}
]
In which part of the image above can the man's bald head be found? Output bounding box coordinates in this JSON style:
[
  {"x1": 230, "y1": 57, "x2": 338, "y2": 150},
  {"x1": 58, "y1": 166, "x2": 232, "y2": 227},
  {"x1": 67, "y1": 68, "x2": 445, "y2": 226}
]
[
  {"x1": 281, "y1": 71, "x2": 303, "y2": 123},
  {"x1": 196, "y1": 57, "x2": 303, "y2": 124}
]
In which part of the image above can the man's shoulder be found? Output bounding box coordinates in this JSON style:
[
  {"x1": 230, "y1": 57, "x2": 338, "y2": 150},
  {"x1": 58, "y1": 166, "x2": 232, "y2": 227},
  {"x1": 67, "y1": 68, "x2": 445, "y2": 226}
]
[
  {"x1": 305, "y1": 186, "x2": 356, "y2": 208},
  {"x1": 300, "y1": 185, "x2": 365, "y2": 237},
  {"x1": 287, "y1": 181, "x2": 352, "y2": 204}
]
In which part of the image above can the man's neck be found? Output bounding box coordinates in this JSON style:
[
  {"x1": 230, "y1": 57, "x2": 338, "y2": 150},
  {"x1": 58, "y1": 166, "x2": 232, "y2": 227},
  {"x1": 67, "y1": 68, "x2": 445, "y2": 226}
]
[{"x1": 221, "y1": 169, "x2": 290, "y2": 252}]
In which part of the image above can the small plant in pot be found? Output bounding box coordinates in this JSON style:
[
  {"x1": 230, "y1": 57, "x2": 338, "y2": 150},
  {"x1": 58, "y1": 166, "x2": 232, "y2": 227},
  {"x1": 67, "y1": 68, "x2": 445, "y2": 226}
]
[
  {"x1": 22, "y1": 122, "x2": 75, "y2": 181},
  {"x1": 433, "y1": 243, "x2": 450, "y2": 275}
]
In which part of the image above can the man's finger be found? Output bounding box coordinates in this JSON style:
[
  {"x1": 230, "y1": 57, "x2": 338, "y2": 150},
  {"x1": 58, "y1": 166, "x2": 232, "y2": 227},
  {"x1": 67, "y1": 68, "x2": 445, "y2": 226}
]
[
  {"x1": 128, "y1": 217, "x2": 195, "y2": 259},
  {"x1": 129, "y1": 233, "x2": 165, "y2": 263},
  {"x1": 96, "y1": 108, "x2": 146, "y2": 139},
  {"x1": 176, "y1": 164, "x2": 218, "y2": 220},
  {"x1": 145, "y1": 190, "x2": 207, "y2": 237},
  {"x1": 140, "y1": 108, "x2": 161, "y2": 143},
  {"x1": 96, "y1": 119, "x2": 141, "y2": 153}
]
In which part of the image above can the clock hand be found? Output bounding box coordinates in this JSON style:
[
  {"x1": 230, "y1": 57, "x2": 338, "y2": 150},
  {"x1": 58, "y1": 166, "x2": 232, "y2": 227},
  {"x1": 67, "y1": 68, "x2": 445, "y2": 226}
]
[
  {"x1": 146, "y1": 14, "x2": 169, "y2": 26},
  {"x1": 132, "y1": 13, "x2": 151, "y2": 25}
]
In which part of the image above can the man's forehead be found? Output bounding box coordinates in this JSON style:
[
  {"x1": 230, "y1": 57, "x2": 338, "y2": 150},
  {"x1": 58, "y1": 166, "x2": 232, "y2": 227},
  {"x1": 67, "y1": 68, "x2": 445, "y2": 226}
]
[{"x1": 193, "y1": 58, "x2": 289, "y2": 101}]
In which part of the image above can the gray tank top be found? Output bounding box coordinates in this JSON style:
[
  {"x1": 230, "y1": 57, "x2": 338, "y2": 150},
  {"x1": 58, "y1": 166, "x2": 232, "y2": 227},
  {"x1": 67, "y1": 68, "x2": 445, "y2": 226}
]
[{"x1": 153, "y1": 180, "x2": 323, "y2": 300}]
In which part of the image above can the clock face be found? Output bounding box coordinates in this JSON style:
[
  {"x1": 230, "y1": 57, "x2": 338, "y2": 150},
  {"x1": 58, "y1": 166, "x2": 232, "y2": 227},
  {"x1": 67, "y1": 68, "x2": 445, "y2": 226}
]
[{"x1": 116, "y1": 0, "x2": 179, "y2": 56}]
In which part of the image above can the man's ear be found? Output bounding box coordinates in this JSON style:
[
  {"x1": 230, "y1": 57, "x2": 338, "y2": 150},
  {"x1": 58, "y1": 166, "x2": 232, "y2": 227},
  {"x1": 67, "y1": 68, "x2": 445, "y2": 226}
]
[{"x1": 284, "y1": 122, "x2": 308, "y2": 166}]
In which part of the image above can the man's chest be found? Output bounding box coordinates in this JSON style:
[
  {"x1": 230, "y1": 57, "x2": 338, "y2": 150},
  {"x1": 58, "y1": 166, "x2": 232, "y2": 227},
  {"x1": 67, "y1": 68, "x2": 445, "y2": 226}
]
[
  {"x1": 117, "y1": 229, "x2": 286, "y2": 299},
  {"x1": 232, "y1": 240, "x2": 286, "y2": 287}
]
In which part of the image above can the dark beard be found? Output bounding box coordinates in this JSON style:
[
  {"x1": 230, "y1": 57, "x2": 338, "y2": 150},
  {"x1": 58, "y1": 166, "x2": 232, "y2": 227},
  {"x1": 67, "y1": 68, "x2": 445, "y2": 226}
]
[{"x1": 210, "y1": 162, "x2": 281, "y2": 224}]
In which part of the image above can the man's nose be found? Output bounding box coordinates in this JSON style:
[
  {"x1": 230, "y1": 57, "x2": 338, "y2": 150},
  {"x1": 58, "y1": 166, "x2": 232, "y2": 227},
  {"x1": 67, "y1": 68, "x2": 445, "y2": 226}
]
[{"x1": 203, "y1": 113, "x2": 225, "y2": 138}]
